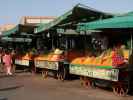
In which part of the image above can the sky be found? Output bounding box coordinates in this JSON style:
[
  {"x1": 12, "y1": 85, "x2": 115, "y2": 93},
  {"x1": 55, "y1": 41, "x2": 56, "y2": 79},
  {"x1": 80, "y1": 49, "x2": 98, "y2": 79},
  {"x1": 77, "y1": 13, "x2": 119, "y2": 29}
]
[{"x1": 0, "y1": 0, "x2": 133, "y2": 25}]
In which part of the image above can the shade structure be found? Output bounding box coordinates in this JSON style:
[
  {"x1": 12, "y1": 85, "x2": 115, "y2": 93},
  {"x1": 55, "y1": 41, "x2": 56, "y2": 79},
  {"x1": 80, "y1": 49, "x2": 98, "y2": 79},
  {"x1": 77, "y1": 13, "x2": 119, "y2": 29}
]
[
  {"x1": 35, "y1": 4, "x2": 113, "y2": 34},
  {"x1": 77, "y1": 14, "x2": 133, "y2": 31},
  {"x1": 1, "y1": 37, "x2": 32, "y2": 42},
  {"x1": 1, "y1": 24, "x2": 36, "y2": 37},
  {"x1": 1, "y1": 25, "x2": 19, "y2": 37}
]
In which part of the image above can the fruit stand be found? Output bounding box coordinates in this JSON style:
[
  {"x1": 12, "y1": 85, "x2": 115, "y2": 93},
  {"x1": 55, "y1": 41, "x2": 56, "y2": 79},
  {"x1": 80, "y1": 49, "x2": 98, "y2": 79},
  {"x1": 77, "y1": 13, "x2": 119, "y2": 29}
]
[
  {"x1": 70, "y1": 48, "x2": 129, "y2": 79},
  {"x1": 34, "y1": 4, "x2": 114, "y2": 80},
  {"x1": 34, "y1": 53, "x2": 60, "y2": 71},
  {"x1": 34, "y1": 48, "x2": 66, "y2": 79},
  {"x1": 15, "y1": 53, "x2": 31, "y2": 67},
  {"x1": 1, "y1": 24, "x2": 36, "y2": 72},
  {"x1": 69, "y1": 14, "x2": 133, "y2": 96}
]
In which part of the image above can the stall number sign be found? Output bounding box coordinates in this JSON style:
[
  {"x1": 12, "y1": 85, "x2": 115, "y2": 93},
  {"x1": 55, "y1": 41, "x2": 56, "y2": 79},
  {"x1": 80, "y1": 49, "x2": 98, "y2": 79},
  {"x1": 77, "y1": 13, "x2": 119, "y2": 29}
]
[
  {"x1": 15, "y1": 59, "x2": 29, "y2": 66},
  {"x1": 34, "y1": 60, "x2": 46, "y2": 68},
  {"x1": 70, "y1": 64, "x2": 119, "y2": 81},
  {"x1": 35, "y1": 60, "x2": 58, "y2": 70}
]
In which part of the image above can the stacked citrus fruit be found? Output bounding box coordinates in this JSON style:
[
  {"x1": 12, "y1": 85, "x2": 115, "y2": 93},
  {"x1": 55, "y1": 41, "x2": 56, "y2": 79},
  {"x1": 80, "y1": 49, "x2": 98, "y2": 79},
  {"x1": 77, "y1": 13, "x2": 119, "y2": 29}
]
[{"x1": 71, "y1": 49, "x2": 129, "y2": 66}]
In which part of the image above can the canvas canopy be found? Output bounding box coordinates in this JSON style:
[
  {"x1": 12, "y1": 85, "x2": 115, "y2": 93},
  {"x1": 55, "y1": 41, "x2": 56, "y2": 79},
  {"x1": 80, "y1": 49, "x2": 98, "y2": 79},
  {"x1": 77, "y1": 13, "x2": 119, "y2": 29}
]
[
  {"x1": 1, "y1": 37, "x2": 32, "y2": 42},
  {"x1": 35, "y1": 4, "x2": 113, "y2": 34},
  {"x1": 77, "y1": 14, "x2": 133, "y2": 31},
  {"x1": 1, "y1": 25, "x2": 19, "y2": 37},
  {"x1": 1, "y1": 24, "x2": 35, "y2": 37}
]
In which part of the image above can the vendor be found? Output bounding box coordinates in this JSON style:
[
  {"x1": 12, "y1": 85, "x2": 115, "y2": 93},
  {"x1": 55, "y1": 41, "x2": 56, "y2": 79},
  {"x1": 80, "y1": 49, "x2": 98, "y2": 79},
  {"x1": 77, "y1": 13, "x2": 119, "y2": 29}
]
[
  {"x1": 128, "y1": 50, "x2": 133, "y2": 95},
  {"x1": 112, "y1": 45, "x2": 125, "y2": 67},
  {"x1": 54, "y1": 48, "x2": 65, "y2": 81}
]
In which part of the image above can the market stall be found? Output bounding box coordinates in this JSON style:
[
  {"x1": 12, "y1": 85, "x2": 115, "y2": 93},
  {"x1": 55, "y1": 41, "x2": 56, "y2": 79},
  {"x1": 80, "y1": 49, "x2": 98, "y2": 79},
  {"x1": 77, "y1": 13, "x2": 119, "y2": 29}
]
[
  {"x1": 1, "y1": 24, "x2": 36, "y2": 72},
  {"x1": 34, "y1": 4, "x2": 114, "y2": 80},
  {"x1": 70, "y1": 14, "x2": 133, "y2": 96}
]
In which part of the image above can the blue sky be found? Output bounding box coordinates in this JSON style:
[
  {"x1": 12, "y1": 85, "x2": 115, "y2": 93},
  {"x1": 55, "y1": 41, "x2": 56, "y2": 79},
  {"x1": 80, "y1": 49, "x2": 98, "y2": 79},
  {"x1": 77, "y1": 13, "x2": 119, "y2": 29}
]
[{"x1": 0, "y1": 0, "x2": 133, "y2": 25}]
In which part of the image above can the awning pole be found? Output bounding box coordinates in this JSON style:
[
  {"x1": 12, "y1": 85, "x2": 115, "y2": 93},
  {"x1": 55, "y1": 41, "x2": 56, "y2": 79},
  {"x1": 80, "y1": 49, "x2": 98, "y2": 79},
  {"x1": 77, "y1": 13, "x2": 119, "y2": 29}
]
[
  {"x1": 66, "y1": 37, "x2": 68, "y2": 50},
  {"x1": 51, "y1": 33, "x2": 54, "y2": 50},
  {"x1": 131, "y1": 32, "x2": 133, "y2": 54}
]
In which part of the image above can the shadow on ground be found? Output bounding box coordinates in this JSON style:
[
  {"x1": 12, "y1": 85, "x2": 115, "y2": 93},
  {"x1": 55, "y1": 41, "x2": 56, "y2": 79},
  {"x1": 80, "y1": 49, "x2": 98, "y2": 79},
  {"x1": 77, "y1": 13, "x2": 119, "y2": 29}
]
[
  {"x1": 0, "y1": 84, "x2": 24, "y2": 91},
  {"x1": 0, "y1": 97, "x2": 8, "y2": 100}
]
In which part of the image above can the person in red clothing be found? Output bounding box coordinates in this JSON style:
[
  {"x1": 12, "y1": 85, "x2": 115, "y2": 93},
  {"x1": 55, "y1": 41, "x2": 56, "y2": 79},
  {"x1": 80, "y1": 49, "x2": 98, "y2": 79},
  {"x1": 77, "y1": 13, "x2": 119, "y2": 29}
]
[
  {"x1": 2, "y1": 50, "x2": 12, "y2": 75},
  {"x1": 112, "y1": 45, "x2": 125, "y2": 67}
]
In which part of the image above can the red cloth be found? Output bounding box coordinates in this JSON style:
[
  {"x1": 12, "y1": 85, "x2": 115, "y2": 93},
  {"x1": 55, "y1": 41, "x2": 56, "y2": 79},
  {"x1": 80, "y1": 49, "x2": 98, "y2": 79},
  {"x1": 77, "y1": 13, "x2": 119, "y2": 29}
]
[
  {"x1": 2, "y1": 54, "x2": 12, "y2": 66},
  {"x1": 112, "y1": 51, "x2": 125, "y2": 67},
  {"x1": 2, "y1": 54, "x2": 12, "y2": 75}
]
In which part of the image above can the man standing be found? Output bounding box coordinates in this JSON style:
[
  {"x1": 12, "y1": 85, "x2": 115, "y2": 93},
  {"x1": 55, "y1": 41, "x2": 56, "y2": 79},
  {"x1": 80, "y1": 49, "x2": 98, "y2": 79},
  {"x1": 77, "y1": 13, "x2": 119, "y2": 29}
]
[{"x1": 128, "y1": 50, "x2": 133, "y2": 95}]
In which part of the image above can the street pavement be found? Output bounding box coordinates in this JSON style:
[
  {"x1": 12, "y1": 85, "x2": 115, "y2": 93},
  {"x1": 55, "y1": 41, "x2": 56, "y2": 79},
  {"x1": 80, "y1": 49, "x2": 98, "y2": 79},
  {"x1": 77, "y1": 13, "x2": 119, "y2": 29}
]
[{"x1": 0, "y1": 72, "x2": 133, "y2": 100}]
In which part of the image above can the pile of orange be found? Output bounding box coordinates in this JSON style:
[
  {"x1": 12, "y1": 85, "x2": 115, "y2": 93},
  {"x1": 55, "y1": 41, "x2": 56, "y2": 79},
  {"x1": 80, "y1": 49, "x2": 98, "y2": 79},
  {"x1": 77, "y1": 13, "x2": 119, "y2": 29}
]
[
  {"x1": 71, "y1": 49, "x2": 129, "y2": 66},
  {"x1": 34, "y1": 55, "x2": 49, "y2": 61},
  {"x1": 67, "y1": 50, "x2": 85, "y2": 62},
  {"x1": 21, "y1": 53, "x2": 32, "y2": 60}
]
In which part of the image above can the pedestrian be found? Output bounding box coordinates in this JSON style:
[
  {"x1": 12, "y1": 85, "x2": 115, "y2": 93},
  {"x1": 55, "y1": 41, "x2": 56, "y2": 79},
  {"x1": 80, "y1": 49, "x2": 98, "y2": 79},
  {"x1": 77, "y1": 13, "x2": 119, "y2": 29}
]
[
  {"x1": 2, "y1": 50, "x2": 13, "y2": 75},
  {"x1": 0, "y1": 48, "x2": 5, "y2": 72},
  {"x1": 11, "y1": 49, "x2": 16, "y2": 73},
  {"x1": 0, "y1": 48, "x2": 3, "y2": 72},
  {"x1": 55, "y1": 49, "x2": 65, "y2": 81},
  {"x1": 128, "y1": 50, "x2": 133, "y2": 95}
]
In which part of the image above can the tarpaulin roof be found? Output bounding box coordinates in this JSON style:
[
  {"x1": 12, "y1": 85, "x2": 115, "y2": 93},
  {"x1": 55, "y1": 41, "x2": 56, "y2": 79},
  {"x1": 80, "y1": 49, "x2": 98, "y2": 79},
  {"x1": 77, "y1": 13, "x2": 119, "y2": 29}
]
[
  {"x1": 1, "y1": 25, "x2": 19, "y2": 37},
  {"x1": 1, "y1": 24, "x2": 36, "y2": 37},
  {"x1": 35, "y1": 4, "x2": 113, "y2": 34},
  {"x1": 77, "y1": 14, "x2": 133, "y2": 31},
  {"x1": 1, "y1": 37, "x2": 32, "y2": 42}
]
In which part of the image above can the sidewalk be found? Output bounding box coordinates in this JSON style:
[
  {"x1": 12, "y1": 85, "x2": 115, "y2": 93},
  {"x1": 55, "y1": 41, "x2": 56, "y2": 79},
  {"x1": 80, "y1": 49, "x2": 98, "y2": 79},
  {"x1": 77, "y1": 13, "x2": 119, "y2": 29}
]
[
  {"x1": 0, "y1": 73, "x2": 23, "y2": 91},
  {"x1": 0, "y1": 96, "x2": 7, "y2": 100}
]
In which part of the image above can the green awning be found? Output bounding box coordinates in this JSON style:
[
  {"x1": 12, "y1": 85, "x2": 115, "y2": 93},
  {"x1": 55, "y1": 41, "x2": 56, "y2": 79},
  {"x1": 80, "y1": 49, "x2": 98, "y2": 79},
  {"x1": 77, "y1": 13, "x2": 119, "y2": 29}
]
[
  {"x1": 1, "y1": 24, "x2": 36, "y2": 37},
  {"x1": 123, "y1": 11, "x2": 133, "y2": 16},
  {"x1": 77, "y1": 14, "x2": 133, "y2": 31},
  {"x1": 19, "y1": 24, "x2": 36, "y2": 34},
  {"x1": 1, "y1": 25, "x2": 19, "y2": 37},
  {"x1": 35, "y1": 10, "x2": 72, "y2": 33},
  {"x1": 35, "y1": 4, "x2": 113, "y2": 34},
  {"x1": 1, "y1": 37, "x2": 32, "y2": 42}
]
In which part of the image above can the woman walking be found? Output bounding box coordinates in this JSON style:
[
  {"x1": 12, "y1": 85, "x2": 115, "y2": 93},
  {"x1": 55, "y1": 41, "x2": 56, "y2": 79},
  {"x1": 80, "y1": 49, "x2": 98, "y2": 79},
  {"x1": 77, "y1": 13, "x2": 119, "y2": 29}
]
[{"x1": 2, "y1": 50, "x2": 12, "y2": 75}]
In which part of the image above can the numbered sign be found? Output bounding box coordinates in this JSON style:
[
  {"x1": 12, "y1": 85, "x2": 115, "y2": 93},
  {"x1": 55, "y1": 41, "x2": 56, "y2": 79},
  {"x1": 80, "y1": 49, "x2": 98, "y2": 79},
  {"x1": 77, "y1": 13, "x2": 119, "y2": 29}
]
[
  {"x1": 70, "y1": 64, "x2": 119, "y2": 81},
  {"x1": 35, "y1": 60, "x2": 58, "y2": 70},
  {"x1": 15, "y1": 59, "x2": 29, "y2": 66}
]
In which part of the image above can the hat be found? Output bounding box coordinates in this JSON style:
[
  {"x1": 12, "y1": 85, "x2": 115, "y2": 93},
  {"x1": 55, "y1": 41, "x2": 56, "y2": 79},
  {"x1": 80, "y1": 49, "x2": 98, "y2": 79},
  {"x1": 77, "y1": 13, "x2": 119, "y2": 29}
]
[
  {"x1": 54, "y1": 48, "x2": 63, "y2": 55},
  {"x1": 121, "y1": 45, "x2": 126, "y2": 49}
]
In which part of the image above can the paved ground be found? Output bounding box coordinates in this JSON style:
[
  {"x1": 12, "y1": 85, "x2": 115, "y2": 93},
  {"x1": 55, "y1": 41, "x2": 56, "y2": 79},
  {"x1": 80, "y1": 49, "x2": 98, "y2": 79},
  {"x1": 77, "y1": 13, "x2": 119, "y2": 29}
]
[{"x1": 0, "y1": 72, "x2": 133, "y2": 100}]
